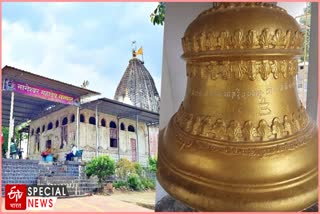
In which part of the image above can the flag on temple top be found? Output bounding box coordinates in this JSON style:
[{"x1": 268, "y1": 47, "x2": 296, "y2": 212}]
[{"x1": 136, "y1": 47, "x2": 143, "y2": 55}]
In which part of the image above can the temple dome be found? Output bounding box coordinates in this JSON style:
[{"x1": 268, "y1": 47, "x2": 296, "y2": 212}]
[{"x1": 114, "y1": 58, "x2": 160, "y2": 113}]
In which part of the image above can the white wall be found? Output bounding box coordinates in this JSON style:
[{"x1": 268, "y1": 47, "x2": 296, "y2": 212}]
[{"x1": 28, "y1": 106, "x2": 159, "y2": 166}]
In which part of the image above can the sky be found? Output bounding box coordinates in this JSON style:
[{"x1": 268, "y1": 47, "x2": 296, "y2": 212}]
[{"x1": 3, "y1": 2, "x2": 164, "y2": 99}]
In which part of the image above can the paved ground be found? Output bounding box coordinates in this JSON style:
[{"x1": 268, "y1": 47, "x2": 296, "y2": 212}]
[
  {"x1": 109, "y1": 191, "x2": 155, "y2": 209},
  {"x1": 1, "y1": 193, "x2": 154, "y2": 212}
]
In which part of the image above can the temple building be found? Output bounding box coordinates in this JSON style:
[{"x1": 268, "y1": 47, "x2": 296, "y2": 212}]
[
  {"x1": 2, "y1": 54, "x2": 160, "y2": 166},
  {"x1": 114, "y1": 57, "x2": 160, "y2": 113}
]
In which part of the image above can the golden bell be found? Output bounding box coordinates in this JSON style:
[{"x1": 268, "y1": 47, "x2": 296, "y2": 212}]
[{"x1": 157, "y1": 3, "x2": 318, "y2": 211}]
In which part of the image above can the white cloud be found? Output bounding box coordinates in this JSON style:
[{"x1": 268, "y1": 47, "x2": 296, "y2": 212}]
[
  {"x1": 2, "y1": 3, "x2": 163, "y2": 100},
  {"x1": 2, "y1": 17, "x2": 118, "y2": 98}
]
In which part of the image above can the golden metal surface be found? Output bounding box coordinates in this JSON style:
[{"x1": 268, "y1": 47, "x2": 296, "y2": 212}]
[{"x1": 157, "y1": 3, "x2": 318, "y2": 211}]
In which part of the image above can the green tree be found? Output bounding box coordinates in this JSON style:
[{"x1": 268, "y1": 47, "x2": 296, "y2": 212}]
[
  {"x1": 298, "y1": 3, "x2": 311, "y2": 62},
  {"x1": 85, "y1": 155, "x2": 116, "y2": 184},
  {"x1": 147, "y1": 157, "x2": 157, "y2": 173},
  {"x1": 150, "y1": 3, "x2": 165, "y2": 26},
  {"x1": 2, "y1": 124, "x2": 28, "y2": 157},
  {"x1": 115, "y1": 158, "x2": 136, "y2": 180},
  {"x1": 133, "y1": 162, "x2": 144, "y2": 177},
  {"x1": 2, "y1": 127, "x2": 9, "y2": 157}
]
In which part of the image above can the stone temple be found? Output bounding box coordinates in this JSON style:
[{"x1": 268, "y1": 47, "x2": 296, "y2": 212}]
[
  {"x1": 114, "y1": 57, "x2": 160, "y2": 113},
  {"x1": 2, "y1": 62, "x2": 159, "y2": 166}
]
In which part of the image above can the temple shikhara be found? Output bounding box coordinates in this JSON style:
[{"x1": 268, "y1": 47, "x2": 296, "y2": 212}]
[
  {"x1": 115, "y1": 57, "x2": 160, "y2": 113},
  {"x1": 2, "y1": 52, "x2": 160, "y2": 166}
]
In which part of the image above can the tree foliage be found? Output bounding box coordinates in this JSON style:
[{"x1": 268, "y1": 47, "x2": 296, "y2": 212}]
[
  {"x1": 2, "y1": 124, "x2": 28, "y2": 157},
  {"x1": 2, "y1": 127, "x2": 9, "y2": 157},
  {"x1": 147, "y1": 157, "x2": 157, "y2": 173},
  {"x1": 115, "y1": 158, "x2": 136, "y2": 180},
  {"x1": 133, "y1": 162, "x2": 144, "y2": 177},
  {"x1": 85, "y1": 155, "x2": 116, "y2": 184},
  {"x1": 150, "y1": 3, "x2": 165, "y2": 26},
  {"x1": 298, "y1": 3, "x2": 311, "y2": 62}
]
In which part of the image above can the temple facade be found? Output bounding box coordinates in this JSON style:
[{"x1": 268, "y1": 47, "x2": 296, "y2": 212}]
[
  {"x1": 24, "y1": 56, "x2": 160, "y2": 166},
  {"x1": 27, "y1": 105, "x2": 158, "y2": 165}
]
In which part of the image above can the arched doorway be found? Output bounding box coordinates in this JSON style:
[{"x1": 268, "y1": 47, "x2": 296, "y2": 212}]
[
  {"x1": 60, "y1": 116, "x2": 68, "y2": 149},
  {"x1": 109, "y1": 121, "x2": 117, "y2": 147}
]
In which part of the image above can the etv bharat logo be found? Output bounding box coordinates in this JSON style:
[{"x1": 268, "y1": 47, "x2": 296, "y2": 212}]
[
  {"x1": 5, "y1": 184, "x2": 67, "y2": 210},
  {"x1": 5, "y1": 185, "x2": 27, "y2": 210},
  {"x1": 8, "y1": 186, "x2": 24, "y2": 202}
]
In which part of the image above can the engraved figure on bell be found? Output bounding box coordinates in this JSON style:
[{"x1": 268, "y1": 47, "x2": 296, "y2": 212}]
[
  {"x1": 271, "y1": 117, "x2": 284, "y2": 139},
  {"x1": 257, "y1": 120, "x2": 272, "y2": 141},
  {"x1": 261, "y1": 60, "x2": 271, "y2": 80},
  {"x1": 269, "y1": 60, "x2": 278, "y2": 79},
  {"x1": 217, "y1": 31, "x2": 230, "y2": 50},
  {"x1": 200, "y1": 64, "x2": 209, "y2": 79},
  {"x1": 199, "y1": 32, "x2": 207, "y2": 51},
  {"x1": 227, "y1": 120, "x2": 242, "y2": 141},
  {"x1": 233, "y1": 30, "x2": 244, "y2": 49},
  {"x1": 191, "y1": 116, "x2": 202, "y2": 135},
  {"x1": 221, "y1": 61, "x2": 231, "y2": 79},
  {"x1": 271, "y1": 29, "x2": 284, "y2": 48},
  {"x1": 247, "y1": 30, "x2": 259, "y2": 48},
  {"x1": 283, "y1": 30, "x2": 292, "y2": 49},
  {"x1": 283, "y1": 115, "x2": 293, "y2": 136},
  {"x1": 248, "y1": 60, "x2": 258, "y2": 80},
  {"x1": 209, "y1": 61, "x2": 219, "y2": 80},
  {"x1": 193, "y1": 34, "x2": 200, "y2": 52},
  {"x1": 236, "y1": 61, "x2": 247, "y2": 80},
  {"x1": 297, "y1": 106, "x2": 308, "y2": 128},
  {"x1": 279, "y1": 60, "x2": 288, "y2": 78},
  {"x1": 291, "y1": 112, "x2": 300, "y2": 132},
  {"x1": 259, "y1": 28, "x2": 272, "y2": 48},
  {"x1": 207, "y1": 32, "x2": 218, "y2": 50},
  {"x1": 242, "y1": 121, "x2": 257, "y2": 142},
  {"x1": 200, "y1": 117, "x2": 213, "y2": 138},
  {"x1": 213, "y1": 119, "x2": 227, "y2": 140},
  {"x1": 184, "y1": 113, "x2": 194, "y2": 132},
  {"x1": 292, "y1": 31, "x2": 304, "y2": 48}
]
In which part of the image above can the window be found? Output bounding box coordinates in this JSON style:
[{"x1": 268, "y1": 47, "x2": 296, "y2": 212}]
[
  {"x1": 89, "y1": 117, "x2": 96, "y2": 125},
  {"x1": 70, "y1": 114, "x2": 75, "y2": 123},
  {"x1": 56, "y1": 120, "x2": 59, "y2": 128},
  {"x1": 80, "y1": 114, "x2": 85, "y2": 123},
  {"x1": 62, "y1": 117, "x2": 68, "y2": 126},
  {"x1": 128, "y1": 125, "x2": 135, "y2": 132},
  {"x1": 101, "y1": 119, "x2": 106, "y2": 127},
  {"x1": 46, "y1": 140, "x2": 52, "y2": 149},
  {"x1": 31, "y1": 129, "x2": 34, "y2": 136},
  {"x1": 110, "y1": 139, "x2": 117, "y2": 148},
  {"x1": 120, "y1": 123, "x2": 125, "y2": 131},
  {"x1": 109, "y1": 121, "x2": 117, "y2": 148},
  {"x1": 110, "y1": 121, "x2": 117, "y2": 128},
  {"x1": 48, "y1": 122, "x2": 53, "y2": 130},
  {"x1": 42, "y1": 125, "x2": 46, "y2": 133},
  {"x1": 36, "y1": 127, "x2": 40, "y2": 134}
]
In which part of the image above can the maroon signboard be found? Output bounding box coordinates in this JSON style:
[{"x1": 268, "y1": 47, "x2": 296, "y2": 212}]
[{"x1": 3, "y1": 79, "x2": 79, "y2": 106}]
